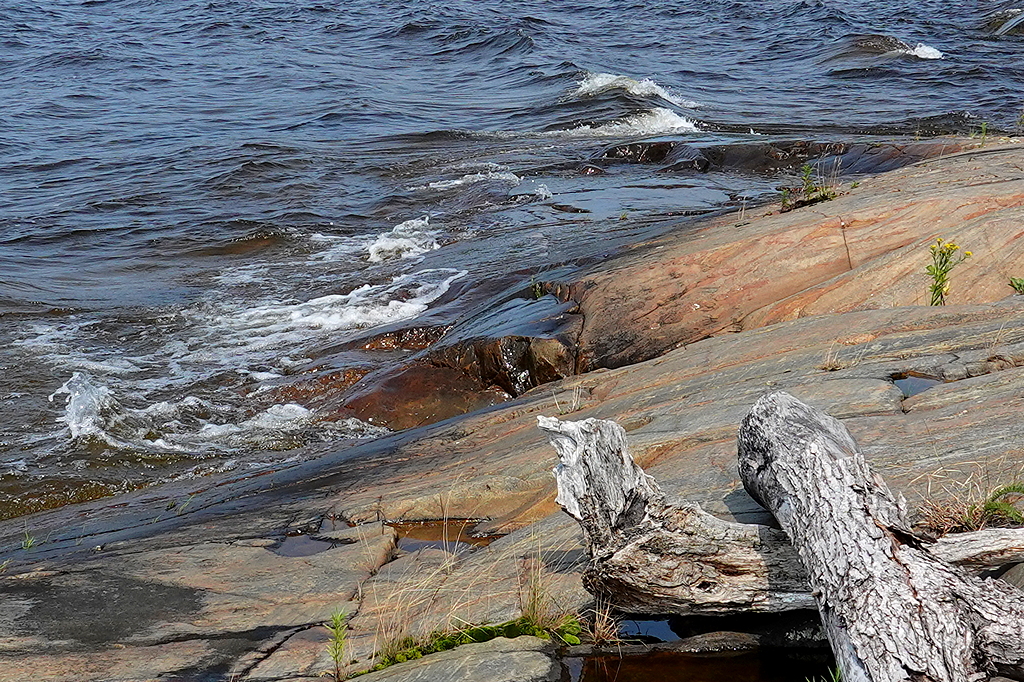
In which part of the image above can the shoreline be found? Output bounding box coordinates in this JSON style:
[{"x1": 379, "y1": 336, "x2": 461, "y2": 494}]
[{"x1": 3, "y1": 142, "x2": 1024, "y2": 681}]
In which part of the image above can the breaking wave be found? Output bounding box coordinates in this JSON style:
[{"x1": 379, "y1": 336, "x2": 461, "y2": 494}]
[
  {"x1": 846, "y1": 34, "x2": 943, "y2": 60},
  {"x1": 420, "y1": 170, "x2": 521, "y2": 191},
  {"x1": 572, "y1": 72, "x2": 701, "y2": 108},
  {"x1": 366, "y1": 216, "x2": 440, "y2": 262},
  {"x1": 557, "y1": 107, "x2": 700, "y2": 137},
  {"x1": 47, "y1": 372, "x2": 388, "y2": 456}
]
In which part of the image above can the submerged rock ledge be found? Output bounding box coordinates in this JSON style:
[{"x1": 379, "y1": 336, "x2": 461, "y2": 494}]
[{"x1": 2, "y1": 144, "x2": 1024, "y2": 681}]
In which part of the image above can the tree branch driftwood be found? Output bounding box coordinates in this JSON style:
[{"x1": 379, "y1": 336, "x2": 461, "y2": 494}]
[
  {"x1": 737, "y1": 391, "x2": 1024, "y2": 682},
  {"x1": 538, "y1": 414, "x2": 1024, "y2": 620}
]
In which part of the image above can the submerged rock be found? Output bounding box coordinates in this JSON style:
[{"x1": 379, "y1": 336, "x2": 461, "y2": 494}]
[{"x1": 339, "y1": 362, "x2": 511, "y2": 430}]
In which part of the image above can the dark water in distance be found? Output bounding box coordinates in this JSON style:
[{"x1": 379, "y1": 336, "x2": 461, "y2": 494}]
[{"x1": 3, "y1": 0, "x2": 1024, "y2": 518}]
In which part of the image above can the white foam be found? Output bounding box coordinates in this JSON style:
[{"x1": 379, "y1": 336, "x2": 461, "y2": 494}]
[
  {"x1": 307, "y1": 232, "x2": 366, "y2": 262},
  {"x1": 533, "y1": 184, "x2": 553, "y2": 200},
  {"x1": 557, "y1": 107, "x2": 700, "y2": 137},
  {"x1": 48, "y1": 372, "x2": 119, "y2": 441},
  {"x1": 907, "y1": 42, "x2": 943, "y2": 59},
  {"x1": 46, "y1": 371, "x2": 388, "y2": 454},
  {"x1": 573, "y1": 72, "x2": 701, "y2": 108},
  {"x1": 366, "y1": 216, "x2": 439, "y2": 263},
  {"x1": 200, "y1": 269, "x2": 464, "y2": 355},
  {"x1": 421, "y1": 171, "x2": 521, "y2": 191}
]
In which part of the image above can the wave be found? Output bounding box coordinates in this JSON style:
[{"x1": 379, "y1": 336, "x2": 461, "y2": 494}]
[
  {"x1": 421, "y1": 171, "x2": 521, "y2": 191},
  {"x1": 205, "y1": 268, "x2": 463, "y2": 352},
  {"x1": 47, "y1": 372, "x2": 388, "y2": 455},
  {"x1": 572, "y1": 72, "x2": 700, "y2": 108},
  {"x1": 844, "y1": 34, "x2": 943, "y2": 60},
  {"x1": 407, "y1": 168, "x2": 520, "y2": 192},
  {"x1": 366, "y1": 216, "x2": 440, "y2": 262},
  {"x1": 554, "y1": 107, "x2": 700, "y2": 137}
]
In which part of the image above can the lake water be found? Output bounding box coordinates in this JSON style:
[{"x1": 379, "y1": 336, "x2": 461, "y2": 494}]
[{"x1": 3, "y1": 0, "x2": 1024, "y2": 518}]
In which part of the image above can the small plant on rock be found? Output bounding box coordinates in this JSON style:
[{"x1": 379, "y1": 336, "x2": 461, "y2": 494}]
[
  {"x1": 325, "y1": 609, "x2": 348, "y2": 682},
  {"x1": 1009, "y1": 277, "x2": 1024, "y2": 294},
  {"x1": 926, "y1": 238, "x2": 971, "y2": 306},
  {"x1": 780, "y1": 163, "x2": 839, "y2": 212}
]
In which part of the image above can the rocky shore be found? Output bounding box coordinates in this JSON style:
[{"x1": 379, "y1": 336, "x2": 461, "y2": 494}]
[{"x1": 3, "y1": 142, "x2": 1024, "y2": 682}]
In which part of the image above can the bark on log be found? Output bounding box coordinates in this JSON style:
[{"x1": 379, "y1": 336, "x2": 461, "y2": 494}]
[
  {"x1": 538, "y1": 415, "x2": 1024, "y2": 619},
  {"x1": 738, "y1": 391, "x2": 1024, "y2": 682}
]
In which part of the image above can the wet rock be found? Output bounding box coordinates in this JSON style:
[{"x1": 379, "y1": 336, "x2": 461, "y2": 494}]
[
  {"x1": 601, "y1": 140, "x2": 676, "y2": 164},
  {"x1": 426, "y1": 296, "x2": 582, "y2": 397},
  {"x1": 549, "y1": 203, "x2": 590, "y2": 213},
  {"x1": 257, "y1": 366, "x2": 372, "y2": 410},
  {"x1": 333, "y1": 293, "x2": 582, "y2": 430},
  {"x1": 355, "y1": 325, "x2": 451, "y2": 352},
  {"x1": 700, "y1": 140, "x2": 847, "y2": 174},
  {"x1": 599, "y1": 138, "x2": 976, "y2": 178},
  {"x1": 340, "y1": 362, "x2": 511, "y2": 430}
]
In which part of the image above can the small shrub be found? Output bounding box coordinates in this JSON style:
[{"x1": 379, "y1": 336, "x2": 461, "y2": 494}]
[
  {"x1": 780, "y1": 163, "x2": 839, "y2": 212},
  {"x1": 926, "y1": 238, "x2": 971, "y2": 306},
  {"x1": 325, "y1": 610, "x2": 348, "y2": 682},
  {"x1": 1009, "y1": 277, "x2": 1024, "y2": 294}
]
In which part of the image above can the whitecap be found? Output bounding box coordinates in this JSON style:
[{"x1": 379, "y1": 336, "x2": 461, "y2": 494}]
[
  {"x1": 201, "y1": 268, "x2": 465, "y2": 354},
  {"x1": 573, "y1": 72, "x2": 701, "y2": 108},
  {"x1": 48, "y1": 372, "x2": 120, "y2": 441},
  {"x1": 906, "y1": 42, "x2": 943, "y2": 59},
  {"x1": 532, "y1": 184, "x2": 553, "y2": 200},
  {"x1": 556, "y1": 107, "x2": 700, "y2": 137},
  {"x1": 366, "y1": 216, "x2": 439, "y2": 263},
  {"x1": 307, "y1": 232, "x2": 366, "y2": 262},
  {"x1": 419, "y1": 171, "x2": 521, "y2": 191}
]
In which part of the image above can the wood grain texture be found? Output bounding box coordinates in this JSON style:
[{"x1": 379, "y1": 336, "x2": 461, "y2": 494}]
[{"x1": 738, "y1": 391, "x2": 1024, "y2": 682}]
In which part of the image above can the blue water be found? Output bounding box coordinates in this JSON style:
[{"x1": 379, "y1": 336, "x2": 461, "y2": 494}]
[{"x1": 3, "y1": 0, "x2": 1023, "y2": 517}]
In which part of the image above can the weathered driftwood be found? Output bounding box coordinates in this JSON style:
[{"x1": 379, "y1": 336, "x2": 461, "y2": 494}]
[
  {"x1": 738, "y1": 391, "x2": 1024, "y2": 682},
  {"x1": 538, "y1": 414, "x2": 1024, "y2": 619}
]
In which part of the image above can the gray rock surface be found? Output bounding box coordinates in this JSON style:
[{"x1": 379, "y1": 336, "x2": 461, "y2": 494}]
[
  {"x1": 1001, "y1": 563, "x2": 1024, "y2": 589},
  {"x1": 351, "y1": 637, "x2": 559, "y2": 682}
]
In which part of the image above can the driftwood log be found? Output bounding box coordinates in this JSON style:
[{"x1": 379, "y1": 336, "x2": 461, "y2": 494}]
[
  {"x1": 538, "y1": 415, "x2": 1024, "y2": 618},
  {"x1": 737, "y1": 391, "x2": 1024, "y2": 682}
]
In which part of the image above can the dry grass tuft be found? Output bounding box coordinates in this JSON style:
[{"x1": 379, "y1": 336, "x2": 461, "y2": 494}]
[
  {"x1": 583, "y1": 596, "x2": 620, "y2": 646},
  {"x1": 914, "y1": 458, "x2": 1024, "y2": 535},
  {"x1": 918, "y1": 483, "x2": 1024, "y2": 535},
  {"x1": 817, "y1": 340, "x2": 868, "y2": 372}
]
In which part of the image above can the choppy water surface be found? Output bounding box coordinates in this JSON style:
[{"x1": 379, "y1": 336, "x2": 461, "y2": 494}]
[{"x1": 3, "y1": 0, "x2": 1024, "y2": 518}]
